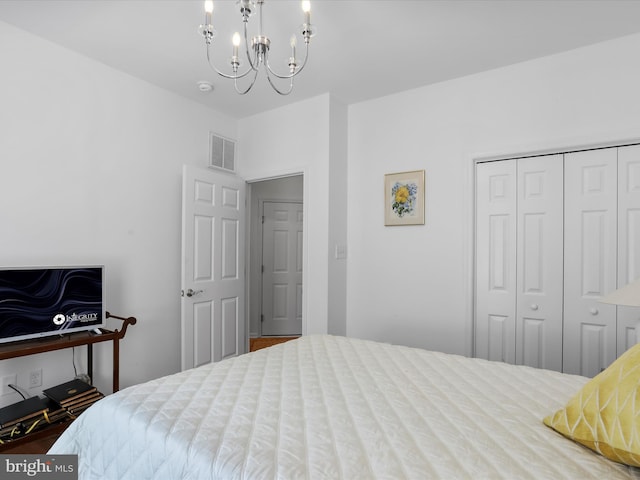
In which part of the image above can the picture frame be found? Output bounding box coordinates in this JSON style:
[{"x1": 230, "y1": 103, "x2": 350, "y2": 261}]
[{"x1": 384, "y1": 170, "x2": 425, "y2": 226}]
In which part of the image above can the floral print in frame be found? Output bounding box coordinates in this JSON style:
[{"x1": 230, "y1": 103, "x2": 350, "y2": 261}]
[{"x1": 384, "y1": 170, "x2": 425, "y2": 226}]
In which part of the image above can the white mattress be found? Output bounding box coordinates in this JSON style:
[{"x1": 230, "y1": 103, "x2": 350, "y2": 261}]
[{"x1": 50, "y1": 335, "x2": 640, "y2": 479}]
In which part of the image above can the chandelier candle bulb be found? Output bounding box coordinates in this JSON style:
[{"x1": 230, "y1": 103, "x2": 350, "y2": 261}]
[
  {"x1": 302, "y1": 1, "x2": 311, "y2": 25},
  {"x1": 290, "y1": 35, "x2": 296, "y2": 59},
  {"x1": 232, "y1": 32, "x2": 240, "y2": 57},
  {"x1": 204, "y1": 0, "x2": 213, "y2": 25}
]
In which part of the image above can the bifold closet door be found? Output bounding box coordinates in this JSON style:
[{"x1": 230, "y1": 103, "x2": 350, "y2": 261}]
[
  {"x1": 475, "y1": 160, "x2": 517, "y2": 364},
  {"x1": 617, "y1": 145, "x2": 640, "y2": 354},
  {"x1": 515, "y1": 155, "x2": 563, "y2": 371},
  {"x1": 476, "y1": 156, "x2": 563, "y2": 370},
  {"x1": 563, "y1": 148, "x2": 618, "y2": 377}
]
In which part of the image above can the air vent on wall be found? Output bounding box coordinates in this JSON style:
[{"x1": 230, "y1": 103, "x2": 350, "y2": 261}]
[{"x1": 209, "y1": 132, "x2": 235, "y2": 172}]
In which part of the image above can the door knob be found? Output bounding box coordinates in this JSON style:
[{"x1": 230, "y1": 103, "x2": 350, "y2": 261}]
[
  {"x1": 530, "y1": 304, "x2": 539, "y2": 311},
  {"x1": 184, "y1": 288, "x2": 203, "y2": 297},
  {"x1": 590, "y1": 308, "x2": 599, "y2": 316}
]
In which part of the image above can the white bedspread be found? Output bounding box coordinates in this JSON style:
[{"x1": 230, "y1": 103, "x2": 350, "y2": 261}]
[{"x1": 50, "y1": 335, "x2": 640, "y2": 479}]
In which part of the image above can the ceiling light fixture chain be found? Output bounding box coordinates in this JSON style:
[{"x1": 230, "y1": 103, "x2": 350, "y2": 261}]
[{"x1": 198, "y1": 0, "x2": 315, "y2": 96}]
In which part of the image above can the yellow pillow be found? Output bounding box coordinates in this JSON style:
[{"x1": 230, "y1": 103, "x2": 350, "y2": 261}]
[{"x1": 544, "y1": 342, "x2": 640, "y2": 466}]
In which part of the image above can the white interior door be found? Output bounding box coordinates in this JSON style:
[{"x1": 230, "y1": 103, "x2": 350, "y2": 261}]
[
  {"x1": 616, "y1": 145, "x2": 640, "y2": 354},
  {"x1": 475, "y1": 160, "x2": 517, "y2": 363},
  {"x1": 563, "y1": 149, "x2": 618, "y2": 376},
  {"x1": 261, "y1": 201, "x2": 303, "y2": 336},
  {"x1": 515, "y1": 155, "x2": 563, "y2": 371},
  {"x1": 181, "y1": 165, "x2": 246, "y2": 371}
]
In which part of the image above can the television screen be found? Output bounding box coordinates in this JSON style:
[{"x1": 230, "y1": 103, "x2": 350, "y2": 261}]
[{"x1": 0, "y1": 266, "x2": 105, "y2": 344}]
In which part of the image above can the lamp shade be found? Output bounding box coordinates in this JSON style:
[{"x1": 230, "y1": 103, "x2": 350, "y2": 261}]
[{"x1": 599, "y1": 277, "x2": 640, "y2": 307}]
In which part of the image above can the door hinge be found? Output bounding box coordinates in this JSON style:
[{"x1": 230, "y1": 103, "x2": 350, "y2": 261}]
[
  {"x1": 262, "y1": 215, "x2": 265, "y2": 224},
  {"x1": 261, "y1": 265, "x2": 264, "y2": 273},
  {"x1": 261, "y1": 314, "x2": 264, "y2": 322}
]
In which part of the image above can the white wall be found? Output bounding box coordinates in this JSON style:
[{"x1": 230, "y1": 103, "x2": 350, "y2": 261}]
[
  {"x1": 347, "y1": 33, "x2": 640, "y2": 356},
  {"x1": 0, "y1": 21, "x2": 236, "y2": 406},
  {"x1": 327, "y1": 97, "x2": 348, "y2": 336}
]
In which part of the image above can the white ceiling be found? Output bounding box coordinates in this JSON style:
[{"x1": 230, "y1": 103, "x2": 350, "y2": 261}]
[{"x1": 2, "y1": 0, "x2": 640, "y2": 119}]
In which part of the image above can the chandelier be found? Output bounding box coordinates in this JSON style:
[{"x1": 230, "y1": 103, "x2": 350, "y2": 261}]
[{"x1": 198, "y1": 0, "x2": 316, "y2": 95}]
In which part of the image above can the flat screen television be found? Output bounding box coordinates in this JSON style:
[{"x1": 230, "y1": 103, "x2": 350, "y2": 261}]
[{"x1": 0, "y1": 266, "x2": 105, "y2": 344}]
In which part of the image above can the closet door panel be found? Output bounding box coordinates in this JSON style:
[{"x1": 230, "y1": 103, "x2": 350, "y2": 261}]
[
  {"x1": 564, "y1": 148, "x2": 617, "y2": 377},
  {"x1": 617, "y1": 145, "x2": 640, "y2": 355},
  {"x1": 475, "y1": 161, "x2": 517, "y2": 363},
  {"x1": 515, "y1": 155, "x2": 563, "y2": 371},
  {"x1": 619, "y1": 320, "x2": 639, "y2": 353}
]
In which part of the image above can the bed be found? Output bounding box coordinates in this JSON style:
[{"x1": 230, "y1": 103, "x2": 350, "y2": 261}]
[{"x1": 49, "y1": 335, "x2": 640, "y2": 479}]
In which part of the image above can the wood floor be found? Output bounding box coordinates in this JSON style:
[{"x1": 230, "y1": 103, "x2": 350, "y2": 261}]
[{"x1": 249, "y1": 336, "x2": 299, "y2": 352}]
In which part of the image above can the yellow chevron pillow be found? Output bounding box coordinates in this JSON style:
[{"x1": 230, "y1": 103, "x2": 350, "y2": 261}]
[{"x1": 544, "y1": 342, "x2": 640, "y2": 466}]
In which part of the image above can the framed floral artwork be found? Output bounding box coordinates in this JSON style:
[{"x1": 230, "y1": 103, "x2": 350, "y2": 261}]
[{"x1": 384, "y1": 170, "x2": 425, "y2": 226}]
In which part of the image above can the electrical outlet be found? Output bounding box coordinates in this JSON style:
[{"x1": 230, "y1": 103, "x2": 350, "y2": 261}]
[
  {"x1": 1, "y1": 374, "x2": 17, "y2": 396},
  {"x1": 29, "y1": 369, "x2": 42, "y2": 388}
]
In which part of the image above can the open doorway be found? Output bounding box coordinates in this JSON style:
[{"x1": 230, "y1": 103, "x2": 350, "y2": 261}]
[{"x1": 248, "y1": 175, "x2": 303, "y2": 340}]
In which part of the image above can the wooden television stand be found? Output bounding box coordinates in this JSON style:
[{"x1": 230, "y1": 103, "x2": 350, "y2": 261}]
[{"x1": 0, "y1": 312, "x2": 136, "y2": 452}]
